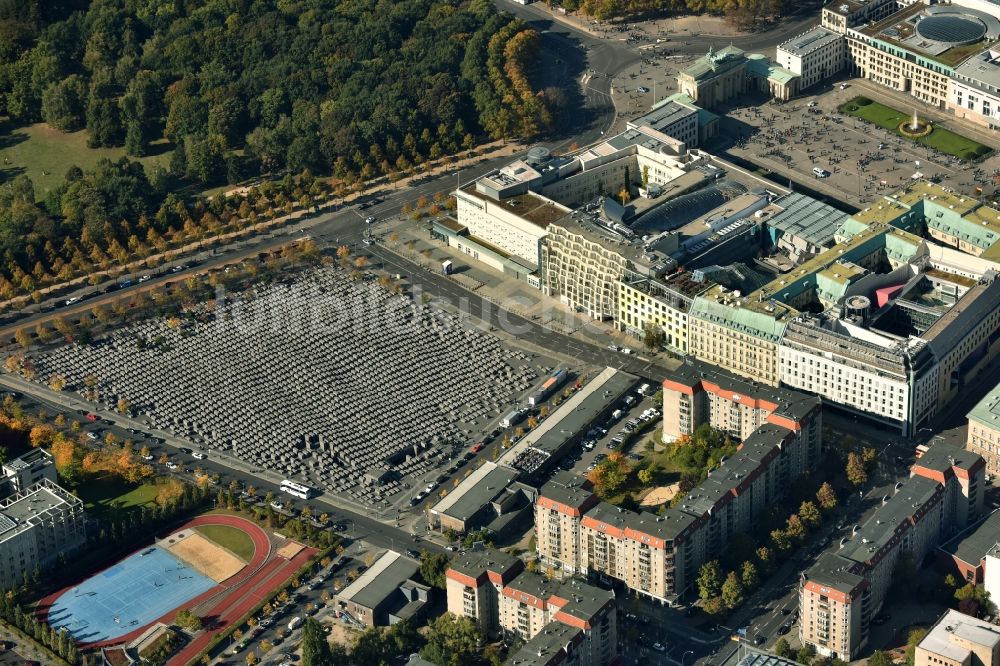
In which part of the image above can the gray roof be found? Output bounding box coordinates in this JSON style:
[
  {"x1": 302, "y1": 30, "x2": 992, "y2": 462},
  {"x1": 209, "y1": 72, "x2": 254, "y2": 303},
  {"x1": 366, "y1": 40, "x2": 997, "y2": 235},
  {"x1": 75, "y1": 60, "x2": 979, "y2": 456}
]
[
  {"x1": 665, "y1": 358, "x2": 820, "y2": 423},
  {"x1": 448, "y1": 548, "x2": 522, "y2": 582},
  {"x1": 629, "y1": 101, "x2": 698, "y2": 134},
  {"x1": 506, "y1": 571, "x2": 614, "y2": 622},
  {"x1": 681, "y1": 426, "x2": 789, "y2": 516},
  {"x1": 919, "y1": 609, "x2": 1000, "y2": 661},
  {"x1": 954, "y1": 47, "x2": 1000, "y2": 95},
  {"x1": 0, "y1": 480, "x2": 81, "y2": 542},
  {"x1": 506, "y1": 621, "x2": 581, "y2": 666},
  {"x1": 585, "y1": 500, "x2": 700, "y2": 542},
  {"x1": 538, "y1": 473, "x2": 596, "y2": 511},
  {"x1": 337, "y1": 551, "x2": 419, "y2": 610},
  {"x1": 529, "y1": 371, "x2": 637, "y2": 455},
  {"x1": 766, "y1": 192, "x2": 848, "y2": 247},
  {"x1": 839, "y1": 475, "x2": 941, "y2": 565},
  {"x1": 779, "y1": 26, "x2": 843, "y2": 57},
  {"x1": 923, "y1": 275, "x2": 1000, "y2": 357},
  {"x1": 914, "y1": 441, "x2": 983, "y2": 474},
  {"x1": 734, "y1": 645, "x2": 801, "y2": 666},
  {"x1": 431, "y1": 463, "x2": 519, "y2": 521},
  {"x1": 802, "y1": 551, "x2": 867, "y2": 594},
  {"x1": 938, "y1": 510, "x2": 1000, "y2": 567}
]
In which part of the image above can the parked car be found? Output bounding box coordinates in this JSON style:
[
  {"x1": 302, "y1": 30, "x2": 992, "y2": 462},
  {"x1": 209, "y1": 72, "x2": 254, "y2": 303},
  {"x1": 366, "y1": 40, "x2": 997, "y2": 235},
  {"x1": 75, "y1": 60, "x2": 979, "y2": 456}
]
[{"x1": 85, "y1": 412, "x2": 99, "y2": 421}]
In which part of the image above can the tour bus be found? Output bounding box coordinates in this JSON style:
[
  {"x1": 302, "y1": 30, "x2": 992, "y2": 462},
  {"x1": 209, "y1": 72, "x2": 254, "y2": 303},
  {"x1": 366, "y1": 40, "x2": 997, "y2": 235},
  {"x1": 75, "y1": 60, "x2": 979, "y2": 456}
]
[{"x1": 280, "y1": 479, "x2": 315, "y2": 500}]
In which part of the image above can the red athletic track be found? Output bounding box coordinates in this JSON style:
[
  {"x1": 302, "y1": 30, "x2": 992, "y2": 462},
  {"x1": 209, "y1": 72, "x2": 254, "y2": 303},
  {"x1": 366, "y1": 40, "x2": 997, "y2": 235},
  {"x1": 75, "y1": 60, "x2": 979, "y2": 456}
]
[
  {"x1": 168, "y1": 545, "x2": 314, "y2": 666},
  {"x1": 39, "y1": 514, "x2": 283, "y2": 652}
]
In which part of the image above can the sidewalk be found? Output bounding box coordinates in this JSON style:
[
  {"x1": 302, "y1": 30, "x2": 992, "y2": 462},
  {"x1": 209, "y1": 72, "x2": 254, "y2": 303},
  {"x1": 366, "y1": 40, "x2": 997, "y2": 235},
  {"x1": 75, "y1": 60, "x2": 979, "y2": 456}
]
[{"x1": 0, "y1": 620, "x2": 64, "y2": 665}]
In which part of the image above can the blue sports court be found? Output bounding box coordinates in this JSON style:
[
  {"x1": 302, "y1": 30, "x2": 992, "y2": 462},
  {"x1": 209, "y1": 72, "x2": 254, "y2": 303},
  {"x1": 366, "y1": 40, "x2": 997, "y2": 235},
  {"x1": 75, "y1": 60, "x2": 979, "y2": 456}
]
[{"x1": 47, "y1": 546, "x2": 217, "y2": 643}]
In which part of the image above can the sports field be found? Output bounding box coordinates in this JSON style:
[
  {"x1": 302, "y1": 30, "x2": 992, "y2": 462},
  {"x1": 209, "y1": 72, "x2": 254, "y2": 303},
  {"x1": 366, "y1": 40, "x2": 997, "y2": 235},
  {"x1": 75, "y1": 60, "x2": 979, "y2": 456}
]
[
  {"x1": 46, "y1": 547, "x2": 216, "y2": 643},
  {"x1": 194, "y1": 523, "x2": 256, "y2": 562},
  {"x1": 839, "y1": 97, "x2": 992, "y2": 161}
]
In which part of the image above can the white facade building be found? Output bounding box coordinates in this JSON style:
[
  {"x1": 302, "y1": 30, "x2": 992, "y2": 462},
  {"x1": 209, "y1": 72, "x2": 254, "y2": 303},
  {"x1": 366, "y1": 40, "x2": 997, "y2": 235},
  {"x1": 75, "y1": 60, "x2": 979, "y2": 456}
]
[
  {"x1": 777, "y1": 26, "x2": 847, "y2": 90},
  {"x1": 0, "y1": 479, "x2": 86, "y2": 587},
  {"x1": 950, "y1": 48, "x2": 1000, "y2": 130}
]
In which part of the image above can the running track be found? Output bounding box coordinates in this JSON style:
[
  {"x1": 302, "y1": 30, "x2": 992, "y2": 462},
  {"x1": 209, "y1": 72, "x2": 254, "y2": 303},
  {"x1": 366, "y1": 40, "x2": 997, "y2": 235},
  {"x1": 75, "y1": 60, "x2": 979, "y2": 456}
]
[{"x1": 39, "y1": 513, "x2": 311, "y2": 659}]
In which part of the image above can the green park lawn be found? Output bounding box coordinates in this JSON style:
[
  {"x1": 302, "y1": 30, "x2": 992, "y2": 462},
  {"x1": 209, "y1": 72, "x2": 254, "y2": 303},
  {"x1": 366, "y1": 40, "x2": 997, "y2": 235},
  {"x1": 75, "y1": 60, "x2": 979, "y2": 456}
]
[
  {"x1": 194, "y1": 523, "x2": 256, "y2": 562},
  {"x1": 838, "y1": 97, "x2": 992, "y2": 161},
  {"x1": 75, "y1": 474, "x2": 161, "y2": 515},
  {"x1": 0, "y1": 119, "x2": 171, "y2": 195}
]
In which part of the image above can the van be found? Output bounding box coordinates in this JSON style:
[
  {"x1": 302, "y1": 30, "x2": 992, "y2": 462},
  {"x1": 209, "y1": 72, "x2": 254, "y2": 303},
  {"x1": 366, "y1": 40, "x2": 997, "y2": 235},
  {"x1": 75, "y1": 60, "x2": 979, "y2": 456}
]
[
  {"x1": 611, "y1": 409, "x2": 623, "y2": 421},
  {"x1": 812, "y1": 167, "x2": 829, "y2": 178},
  {"x1": 637, "y1": 383, "x2": 651, "y2": 396},
  {"x1": 288, "y1": 616, "x2": 303, "y2": 632},
  {"x1": 623, "y1": 395, "x2": 636, "y2": 407}
]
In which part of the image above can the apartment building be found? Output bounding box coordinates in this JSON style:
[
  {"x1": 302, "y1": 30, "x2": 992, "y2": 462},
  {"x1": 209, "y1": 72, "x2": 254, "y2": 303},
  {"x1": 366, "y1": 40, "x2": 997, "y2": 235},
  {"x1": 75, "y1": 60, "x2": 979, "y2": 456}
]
[
  {"x1": 799, "y1": 443, "x2": 986, "y2": 659},
  {"x1": 915, "y1": 609, "x2": 1000, "y2": 666},
  {"x1": 661, "y1": 358, "x2": 822, "y2": 446},
  {"x1": 537, "y1": 417, "x2": 822, "y2": 604},
  {"x1": 777, "y1": 27, "x2": 847, "y2": 90},
  {"x1": 0, "y1": 479, "x2": 86, "y2": 588},
  {"x1": 618, "y1": 272, "x2": 713, "y2": 354},
  {"x1": 446, "y1": 550, "x2": 524, "y2": 638},
  {"x1": 446, "y1": 550, "x2": 618, "y2": 666},
  {"x1": 967, "y1": 381, "x2": 1000, "y2": 476}
]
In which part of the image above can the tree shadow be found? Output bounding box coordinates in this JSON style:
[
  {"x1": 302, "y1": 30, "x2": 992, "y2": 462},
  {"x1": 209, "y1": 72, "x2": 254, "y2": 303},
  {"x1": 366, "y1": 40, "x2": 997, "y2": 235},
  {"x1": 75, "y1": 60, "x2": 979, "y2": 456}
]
[{"x1": 0, "y1": 166, "x2": 27, "y2": 186}]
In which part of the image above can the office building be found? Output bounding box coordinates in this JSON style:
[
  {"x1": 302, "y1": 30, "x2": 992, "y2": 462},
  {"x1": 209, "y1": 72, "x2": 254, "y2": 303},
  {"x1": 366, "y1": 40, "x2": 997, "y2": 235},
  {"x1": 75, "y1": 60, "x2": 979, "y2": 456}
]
[
  {"x1": 950, "y1": 47, "x2": 1000, "y2": 130},
  {"x1": 0, "y1": 479, "x2": 86, "y2": 587},
  {"x1": 821, "y1": 0, "x2": 899, "y2": 34},
  {"x1": 684, "y1": 180, "x2": 1000, "y2": 436},
  {"x1": 966, "y1": 381, "x2": 1000, "y2": 476},
  {"x1": 335, "y1": 550, "x2": 430, "y2": 627},
  {"x1": 446, "y1": 550, "x2": 618, "y2": 666},
  {"x1": 914, "y1": 609, "x2": 1000, "y2": 666},
  {"x1": 777, "y1": 27, "x2": 847, "y2": 90},
  {"x1": 937, "y1": 510, "x2": 1000, "y2": 585},
  {"x1": 618, "y1": 271, "x2": 713, "y2": 354},
  {"x1": 846, "y1": 4, "x2": 1000, "y2": 110},
  {"x1": 1, "y1": 449, "x2": 57, "y2": 498},
  {"x1": 798, "y1": 443, "x2": 985, "y2": 659}
]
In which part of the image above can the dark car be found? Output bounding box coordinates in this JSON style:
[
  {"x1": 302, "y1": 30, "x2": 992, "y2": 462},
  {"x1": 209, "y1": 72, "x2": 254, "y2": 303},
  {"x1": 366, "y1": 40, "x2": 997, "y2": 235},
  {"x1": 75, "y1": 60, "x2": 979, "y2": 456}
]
[
  {"x1": 406, "y1": 549, "x2": 420, "y2": 559},
  {"x1": 178, "y1": 447, "x2": 192, "y2": 454},
  {"x1": 778, "y1": 624, "x2": 790, "y2": 635},
  {"x1": 754, "y1": 634, "x2": 766, "y2": 645}
]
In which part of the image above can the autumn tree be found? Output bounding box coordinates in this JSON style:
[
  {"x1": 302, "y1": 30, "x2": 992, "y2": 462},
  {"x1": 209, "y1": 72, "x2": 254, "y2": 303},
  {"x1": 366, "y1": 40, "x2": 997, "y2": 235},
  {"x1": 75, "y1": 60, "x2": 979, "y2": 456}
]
[
  {"x1": 721, "y1": 571, "x2": 745, "y2": 610},
  {"x1": 847, "y1": 452, "x2": 868, "y2": 486},
  {"x1": 697, "y1": 560, "x2": 723, "y2": 601},
  {"x1": 816, "y1": 482, "x2": 838, "y2": 511},
  {"x1": 799, "y1": 500, "x2": 822, "y2": 528}
]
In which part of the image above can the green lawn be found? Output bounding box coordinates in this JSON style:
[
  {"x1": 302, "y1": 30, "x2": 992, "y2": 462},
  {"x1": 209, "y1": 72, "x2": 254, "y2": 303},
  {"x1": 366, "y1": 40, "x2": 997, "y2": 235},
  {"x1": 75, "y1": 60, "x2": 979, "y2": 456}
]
[
  {"x1": 0, "y1": 119, "x2": 172, "y2": 195},
  {"x1": 75, "y1": 474, "x2": 161, "y2": 515},
  {"x1": 839, "y1": 97, "x2": 992, "y2": 161},
  {"x1": 195, "y1": 523, "x2": 256, "y2": 562}
]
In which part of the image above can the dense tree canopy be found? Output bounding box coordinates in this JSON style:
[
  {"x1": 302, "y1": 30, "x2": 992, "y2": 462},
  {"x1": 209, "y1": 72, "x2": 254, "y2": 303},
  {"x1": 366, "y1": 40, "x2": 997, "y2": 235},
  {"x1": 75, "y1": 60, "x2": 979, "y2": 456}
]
[
  {"x1": 0, "y1": 0, "x2": 557, "y2": 187},
  {"x1": 556, "y1": 0, "x2": 790, "y2": 26}
]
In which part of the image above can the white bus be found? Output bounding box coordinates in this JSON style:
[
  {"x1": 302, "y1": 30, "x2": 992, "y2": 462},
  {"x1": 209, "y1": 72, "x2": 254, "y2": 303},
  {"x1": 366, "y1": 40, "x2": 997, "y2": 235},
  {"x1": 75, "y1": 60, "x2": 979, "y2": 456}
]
[{"x1": 280, "y1": 479, "x2": 315, "y2": 500}]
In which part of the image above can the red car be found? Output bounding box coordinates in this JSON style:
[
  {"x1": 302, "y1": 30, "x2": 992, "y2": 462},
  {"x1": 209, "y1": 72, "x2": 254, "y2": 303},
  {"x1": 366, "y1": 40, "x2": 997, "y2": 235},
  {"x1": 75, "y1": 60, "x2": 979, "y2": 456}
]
[
  {"x1": 85, "y1": 413, "x2": 98, "y2": 421},
  {"x1": 470, "y1": 443, "x2": 484, "y2": 454}
]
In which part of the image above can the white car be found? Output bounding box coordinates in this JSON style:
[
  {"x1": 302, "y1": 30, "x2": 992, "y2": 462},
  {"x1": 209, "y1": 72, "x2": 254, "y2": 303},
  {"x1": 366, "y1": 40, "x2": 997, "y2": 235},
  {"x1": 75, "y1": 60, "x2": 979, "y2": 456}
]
[
  {"x1": 620, "y1": 348, "x2": 633, "y2": 355},
  {"x1": 192, "y1": 451, "x2": 206, "y2": 460},
  {"x1": 64, "y1": 297, "x2": 80, "y2": 306},
  {"x1": 166, "y1": 461, "x2": 178, "y2": 470},
  {"x1": 142, "y1": 453, "x2": 154, "y2": 461},
  {"x1": 138, "y1": 275, "x2": 151, "y2": 282},
  {"x1": 270, "y1": 500, "x2": 285, "y2": 510},
  {"x1": 86, "y1": 432, "x2": 100, "y2": 440},
  {"x1": 365, "y1": 216, "x2": 376, "y2": 224}
]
